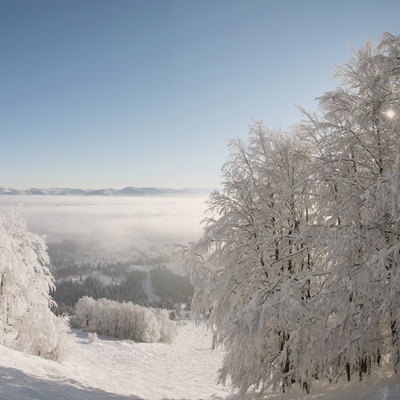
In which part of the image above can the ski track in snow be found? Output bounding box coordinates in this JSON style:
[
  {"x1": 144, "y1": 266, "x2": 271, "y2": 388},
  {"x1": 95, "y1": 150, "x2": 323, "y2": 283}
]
[{"x1": 0, "y1": 320, "x2": 400, "y2": 399}]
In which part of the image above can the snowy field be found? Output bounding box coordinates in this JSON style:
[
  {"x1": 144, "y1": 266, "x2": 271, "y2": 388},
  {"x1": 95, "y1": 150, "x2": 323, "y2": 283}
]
[
  {"x1": 0, "y1": 320, "x2": 399, "y2": 400},
  {"x1": 0, "y1": 321, "x2": 232, "y2": 400}
]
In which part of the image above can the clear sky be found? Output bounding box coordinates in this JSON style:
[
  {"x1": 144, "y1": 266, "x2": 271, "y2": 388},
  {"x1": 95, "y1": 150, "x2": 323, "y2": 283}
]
[{"x1": 1, "y1": 0, "x2": 399, "y2": 190}]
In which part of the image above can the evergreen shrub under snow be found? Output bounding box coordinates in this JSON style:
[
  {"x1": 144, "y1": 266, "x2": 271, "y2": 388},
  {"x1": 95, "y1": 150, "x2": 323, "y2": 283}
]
[{"x1": 73, "y1": 296, "x2": 178, "y2": 344}]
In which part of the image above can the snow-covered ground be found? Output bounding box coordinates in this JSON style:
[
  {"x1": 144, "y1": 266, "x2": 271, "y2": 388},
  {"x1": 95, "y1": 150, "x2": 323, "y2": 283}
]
[
  {"x1": 0, "y1": 320, "x2": 399, "y2": 400},
  {"x1": 0, "y1": 321, "x2": 232, "y2": 400}
]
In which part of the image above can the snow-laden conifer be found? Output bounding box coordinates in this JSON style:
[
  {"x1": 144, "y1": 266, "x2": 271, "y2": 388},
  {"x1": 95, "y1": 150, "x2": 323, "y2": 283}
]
[{"x1": 0, "y1": 208, "x2": 73, "y2": 360}]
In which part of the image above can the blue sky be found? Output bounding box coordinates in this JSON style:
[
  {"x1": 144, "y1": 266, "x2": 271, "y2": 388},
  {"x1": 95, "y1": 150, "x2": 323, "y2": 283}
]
[{"x1": 1, "y1": 0, "x2": 399, "y2": 190}]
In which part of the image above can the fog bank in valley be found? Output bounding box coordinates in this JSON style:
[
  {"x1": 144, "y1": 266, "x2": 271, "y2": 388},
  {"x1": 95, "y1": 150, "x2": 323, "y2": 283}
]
[{"x1": 0, "y1": 195, "x2": 209, "y2": 250}]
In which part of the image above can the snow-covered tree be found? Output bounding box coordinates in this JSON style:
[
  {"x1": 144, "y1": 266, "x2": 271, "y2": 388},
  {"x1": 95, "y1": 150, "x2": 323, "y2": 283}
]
[
  {"x1": 296, "y1": 32, "x2": 400, "y2": 383},
  {"x1": 74, "y1": 296, "x2": 178, "y2": 343},
  {"x1": 0, "y1": 208, "x2": 73, "y2": 360},
  {"x1": 175, "y1": 123, "x2": 314, "y2": 393},
  {"x1": 175, "y1": 33, "x2": 400, "y2": 394}
]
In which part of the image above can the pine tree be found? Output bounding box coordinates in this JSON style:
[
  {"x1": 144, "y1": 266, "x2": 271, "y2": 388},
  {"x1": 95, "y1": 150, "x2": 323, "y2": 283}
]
[{"x1": 0, "y1": 208, "x2": 73, "y2": 360}]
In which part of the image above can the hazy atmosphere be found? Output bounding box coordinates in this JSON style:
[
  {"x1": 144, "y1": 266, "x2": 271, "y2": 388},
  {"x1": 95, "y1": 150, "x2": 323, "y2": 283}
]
[
  {"x1": 0, "y1": 194, "x2": 208, "y2": 246},
  {"x1": 1, "y1": 0, "x2": 399, "y2": 190}
]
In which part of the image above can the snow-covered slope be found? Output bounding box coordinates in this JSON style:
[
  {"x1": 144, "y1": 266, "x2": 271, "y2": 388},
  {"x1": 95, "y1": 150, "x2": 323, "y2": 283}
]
[
  {"x1": 0, "y1": 321, "x2": 232, "y2": 400},
  {"x1": 0, "y1": 321, "x2": 399, "y2": 400}
]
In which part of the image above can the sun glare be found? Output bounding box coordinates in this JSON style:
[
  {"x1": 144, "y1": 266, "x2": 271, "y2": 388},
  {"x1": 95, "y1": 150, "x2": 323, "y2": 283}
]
[{"x1": 384, "y1": 109, "x2": 396, "y2": 119}]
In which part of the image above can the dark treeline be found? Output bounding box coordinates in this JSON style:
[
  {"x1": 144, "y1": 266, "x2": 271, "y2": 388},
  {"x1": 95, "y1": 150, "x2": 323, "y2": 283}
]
[
  {"x1": 53, "y1": 261, "x2": 132, "y2": 279},
  {"x1": 48, "y1": 240, "x2": 172, "y2": 269},
  {"x1": 52, "y1": 264, "x2": 194, "y2": 315},
  {"x1": 52, "y1": 271, "x2": 149, "y2": 314},
  {"x1": 150, "y1": 265, "x2": 194, "y2": 308}
]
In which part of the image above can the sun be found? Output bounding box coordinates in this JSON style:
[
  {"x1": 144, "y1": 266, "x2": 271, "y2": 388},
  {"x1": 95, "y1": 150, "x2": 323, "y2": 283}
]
[{"x1": 384, "y1": 109, "x2": 396, "y2": 119}]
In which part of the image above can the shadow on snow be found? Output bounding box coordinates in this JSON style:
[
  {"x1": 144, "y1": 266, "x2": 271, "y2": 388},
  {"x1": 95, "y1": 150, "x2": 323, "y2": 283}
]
[{"x1": 0, "y1": 366, "x2": 142, "y2": 400}]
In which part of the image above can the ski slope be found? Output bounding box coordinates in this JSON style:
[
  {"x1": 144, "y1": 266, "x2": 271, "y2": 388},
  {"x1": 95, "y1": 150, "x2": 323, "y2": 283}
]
[
  {"x1": 0, "y1": 320, "x2": 232, "y2": 400},
  {"x1": 0, "y1": 320, "x2": 399, "y2": 400}
]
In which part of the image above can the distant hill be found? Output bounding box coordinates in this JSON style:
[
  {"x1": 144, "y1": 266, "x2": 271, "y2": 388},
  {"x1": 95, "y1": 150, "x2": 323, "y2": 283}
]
[{"x1": 0, "y1": 186, "x2": 213, "y2": 196}]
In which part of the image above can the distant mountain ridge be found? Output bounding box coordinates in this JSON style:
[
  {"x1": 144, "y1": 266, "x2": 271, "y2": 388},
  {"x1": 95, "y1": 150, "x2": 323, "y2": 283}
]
[{"x1": 0, "y1": 186, "x2": 212, "y2": 196}]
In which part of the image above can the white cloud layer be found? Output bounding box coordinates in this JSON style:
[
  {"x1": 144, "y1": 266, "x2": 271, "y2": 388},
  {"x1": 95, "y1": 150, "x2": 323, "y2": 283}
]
[{"x1": 0, "y1": 195, "x2": 209, "y2": 248}]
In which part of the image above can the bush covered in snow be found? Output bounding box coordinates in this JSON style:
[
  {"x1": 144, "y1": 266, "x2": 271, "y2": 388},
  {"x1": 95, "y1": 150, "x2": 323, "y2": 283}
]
[
  {"x1": 73, "y1": 296, "x2": 178, "y2": 343},
  {"x1": 87, "y1": 332, "x2": 98, "y2": 343},
  {"x1": 0, "y1": 209, "x2": 74, "y2": 361}
]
